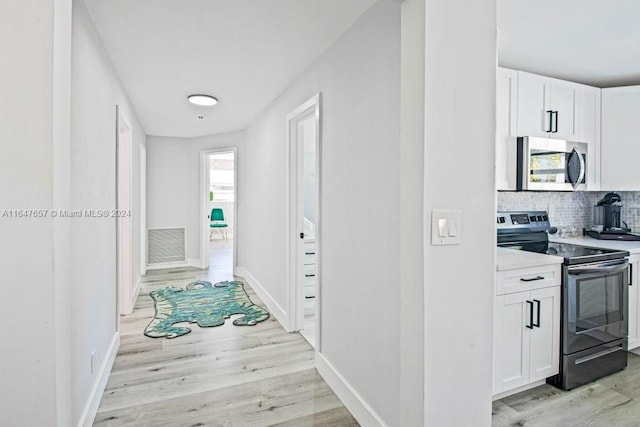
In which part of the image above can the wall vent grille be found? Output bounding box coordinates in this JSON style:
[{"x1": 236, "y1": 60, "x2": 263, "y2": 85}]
[{"x1": 148, "y1": 228, "x2": 186, "y2": 264}]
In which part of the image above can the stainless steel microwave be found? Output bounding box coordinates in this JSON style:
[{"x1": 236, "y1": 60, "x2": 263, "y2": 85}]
[{"x1": 516, "y1": 136, "x2": 587, "y2": 191}]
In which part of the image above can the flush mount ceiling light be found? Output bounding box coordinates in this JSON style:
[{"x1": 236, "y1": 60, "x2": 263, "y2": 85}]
[{"x1": 187, "y1": 94, "x2": 218, "y2": 107}]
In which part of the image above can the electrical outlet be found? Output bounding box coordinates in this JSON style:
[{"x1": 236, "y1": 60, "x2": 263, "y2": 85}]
[{"x1": 91, "y1": 350, "x2": 96, "y2": 374}]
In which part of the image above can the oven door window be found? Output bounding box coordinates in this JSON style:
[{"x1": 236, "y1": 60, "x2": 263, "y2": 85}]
[{"x1": 568, "y1": 268, "x2": 625, "y2": 332}]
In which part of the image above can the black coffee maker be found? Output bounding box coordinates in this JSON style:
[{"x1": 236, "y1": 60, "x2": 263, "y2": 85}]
[
  {"x1": 594, "y1": 192, "x2": 624, "y2": 231},
  {"x1": 587, "y1": 192, "x2": 640, "y2": 240}
]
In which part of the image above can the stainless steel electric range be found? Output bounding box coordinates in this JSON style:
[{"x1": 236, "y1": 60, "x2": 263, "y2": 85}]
[{"x1": 497, "y1": 210, "x2": 630, "y2": 390}]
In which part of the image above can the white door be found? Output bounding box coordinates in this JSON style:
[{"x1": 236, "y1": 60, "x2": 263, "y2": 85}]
[
  {"x1": 529, "y1": 286, "x2": 560, "y2": 382},
  {"x1": 287, "y1": 93, "x2": 321, "y2": 347},
  {"x1": 494, "y1": 291, "x2": 531, "y2": 394}
]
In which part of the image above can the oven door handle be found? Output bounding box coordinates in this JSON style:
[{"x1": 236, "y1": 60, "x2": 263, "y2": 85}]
[{"x1": 568, "y1": 260, "x2": 628, "y2": 275}]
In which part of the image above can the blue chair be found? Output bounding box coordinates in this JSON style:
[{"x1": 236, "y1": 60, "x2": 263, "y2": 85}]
[{"x1": 209, "y1": 208, "x2": 228, "y2": 240}]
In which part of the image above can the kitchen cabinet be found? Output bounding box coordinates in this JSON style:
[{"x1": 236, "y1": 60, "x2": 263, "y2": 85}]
[
  {"x1": 496, "y1": 67, "x2": 518, "y2": 191},
  {"x1": 303, "y1": 240, "x2": 317, "y2": 316},
  {"x1": 494, "y1": 264, "x2": 561, "y2": 397},
  {"x1": 496, "y1": 68, "x2": 601, "y2": 191},
  {"x1": 577, "y1": 85, "x2": 601, "y2": 190},
  {"x1": 517, "y1": 71, "x2": 577, "y2": 141},
  {"x1": 628, "y1": 254, "x2": 640, "y2": 351},
  {"x1": 601, "y1": 86, "x2": 640, "y2": 191}
]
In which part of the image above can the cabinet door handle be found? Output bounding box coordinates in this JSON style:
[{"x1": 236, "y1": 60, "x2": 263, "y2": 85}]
[
  {"x1": 526, "y1": 300, "x2": 534, "y2": 329},
  {"x1": 520, "y1": 276, "x2": 544, "y2": 282},
  {"x1": 553, "y1": 111, "x2": 559, "y2": 133},
  {"x1": 305, "y1": 252, "x2": 315, "y2": 255},
  {"x1": 546, "y1": 110, "x2": 554, "y2": 132},
  {"x1": 305, "y1": 274, "x2": 315, "y2": 278},
  {"x1": 630, "y1": 264, "x2": 633, "y2": 286},
  {"x1": 533, "y1": 299, "x2": 541, "y2": 328}
]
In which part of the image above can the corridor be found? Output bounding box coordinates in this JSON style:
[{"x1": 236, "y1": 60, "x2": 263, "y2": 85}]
[{"x1": 93, "y1": 245, "x2": 357, "y2": 425}]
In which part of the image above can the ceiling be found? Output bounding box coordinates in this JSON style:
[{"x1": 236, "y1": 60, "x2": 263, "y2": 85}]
[
  {"x1": 498, "y1": 0, "x2": 640, "y2": 88},
  {"x1": 82, "y1": 0, "x2": 376, "y2": 138},
  {"x1": 84, "y1": 1, "x2": 639, "y2": 138}
]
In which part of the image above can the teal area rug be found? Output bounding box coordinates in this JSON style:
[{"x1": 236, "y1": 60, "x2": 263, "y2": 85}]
[{"x1": 144, "y1": 280, "x2": 270, "y2": 339}]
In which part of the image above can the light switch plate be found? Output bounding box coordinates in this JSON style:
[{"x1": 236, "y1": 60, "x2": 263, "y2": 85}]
[{"x1": 431, "y1": 209, "x2": 462, "y2": 245}]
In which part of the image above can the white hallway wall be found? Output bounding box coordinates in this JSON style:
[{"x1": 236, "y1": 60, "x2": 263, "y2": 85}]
[
  {"x1": 146, "y1": 2, "x2": 402, "y2": 423},
  {"x1": 423, "y1": 0, "x2": 496, "y2": 425},
  {"x1": 70, "y1": 2, "x2": 147, "y2": 424},
  {"x1": 239, "y1": 1, "x2": 402, "y2": 424},
  {"x1": 0, "y1": 0, "x2": 61, "y2": 424},
  {"x1": 144, "y1": 0, "x2": 497, "y2": 424},
  {"x1": 0, "y1": 0, "x2": 148, "y2": 425},
  {"x1": 146, "y1": 131, "x2": 245, "y2": 265}
]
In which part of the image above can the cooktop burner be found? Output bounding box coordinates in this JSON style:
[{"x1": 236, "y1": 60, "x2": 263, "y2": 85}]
[
  {"x1": 497, "y1": 210, "x2": 630, "y2": 265},
  {"x1": 540, "y1": 242, "x2": 626, "y2": 265}
]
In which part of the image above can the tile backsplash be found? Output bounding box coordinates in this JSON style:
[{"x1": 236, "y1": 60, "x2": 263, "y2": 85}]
[{"x1": 498, "y1": 191, "x2": 640, "y2": 232}]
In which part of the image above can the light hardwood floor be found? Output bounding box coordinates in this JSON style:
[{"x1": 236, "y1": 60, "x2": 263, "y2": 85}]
[
  {"x1": 94, "y1": 241, "x2": 358, "y2": 426},
  {"x1": 493, "y1": 352, "x2": 640, "y2": 426}
]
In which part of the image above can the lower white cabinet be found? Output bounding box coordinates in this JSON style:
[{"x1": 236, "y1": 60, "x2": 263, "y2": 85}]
[
  {"x1": 494, "y1": 266, "x2": 561, "y2": 396},
  {"x1": 303, "y1": 240, "x2": 317, "y2": 303},
  {"x1": 628, "y1": 254, "x2": 640, "y2": 350}
]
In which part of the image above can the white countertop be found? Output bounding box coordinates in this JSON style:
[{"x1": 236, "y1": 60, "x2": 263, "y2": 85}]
[
  {"x1": 496, "y1": 247, "x2": 564, "y2": 271},
  {"x1": 550, "y1": 235, "x2": 640, "y2": 255}
]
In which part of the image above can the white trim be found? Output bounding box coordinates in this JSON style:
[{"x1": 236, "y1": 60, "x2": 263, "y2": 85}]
[
  {"x1": 146, "y1": 261, "x2": 189, "y2": 271},
  {"x1": 53, "y1": 0, "x2": 73, "y2": 424},
  {"x1": 132, "y1": 276, "x2": 141, "y2": 307},
  {"x1": 286, "y1": 93, "x2": 322, "y2": 344},
  {"x1": 78, "y1": 332, "x2": 120, "y2": 427},
  {"x1": 187, "y1": 258, "x2": 201, "y2": 268},
  {"x1": 139, "y1": 143, "x2": 147, "y2": 275},
  {"x1": 116, "y1": 106, "x2": 135, "y2": 315},
  {"x1": 199, "y1": 148, "x2": 237, "y2": 271},
  {"x1": 235, "y1": 266, "x2": 289, "y2": 331},
  {"x1": 316, "y1": 352, "x2": 387, "y2": 427}
]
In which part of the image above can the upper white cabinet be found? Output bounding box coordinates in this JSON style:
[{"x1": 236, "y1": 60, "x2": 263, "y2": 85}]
[
  {"x1": 517, "y1": 71, "x2": 578, "y2": 141},
  {"x1": 601, "y1": 86, "x2": 640, "y2": 191},
  {"x1": 496, "y1": 68, "x2": 601, "y2": 191},
  {"x1": 577, "y1": 85, "x2": 601, "y2": 190},
  {"x1": 496, "y1": 67, "x2": 518, "y2": 190}
]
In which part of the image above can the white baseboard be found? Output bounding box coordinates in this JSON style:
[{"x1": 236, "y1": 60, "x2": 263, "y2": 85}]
[
  {"x1": 132, "y1": 276, "x2": 141, "y2": 305},
  {"x1": 315, "y1": 352, "x2": 387, "y2": 427},
  {"x1": 146, "y1": 261, "x2": 189, "y2": 270},
  {"x1": 78, "y1": 332, "x2": 120, "y2": 427},
  {"x1": 234, "y1": 266, "x2": 289, "y2": 330}
]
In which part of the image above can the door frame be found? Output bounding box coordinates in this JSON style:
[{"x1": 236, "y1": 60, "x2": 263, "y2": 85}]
[
  {"x1": 286, "y1": 93, "x2": 321, "y2": 347},
  {"x1": 199, "y1": 147, "x2": 238, "y2": 271},
  {"x1": 116, "y1": 105, "x2": 134, "y2": 316}
]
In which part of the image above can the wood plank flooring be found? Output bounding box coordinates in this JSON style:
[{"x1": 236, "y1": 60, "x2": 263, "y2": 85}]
[
  {"x1": 493, "y1": 352, "x2": 640, "y2": 426},
  {"x1": 94, "y1": 242, "x2": 357, "y2": 426}
]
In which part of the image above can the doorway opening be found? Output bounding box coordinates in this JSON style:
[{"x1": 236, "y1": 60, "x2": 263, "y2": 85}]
[
  {"x1": 287, "y1": 93, "x2": 321, "y2": 348},
  {"x1": 200, "y1": 149, "x2": 237, "y2": 283}
]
